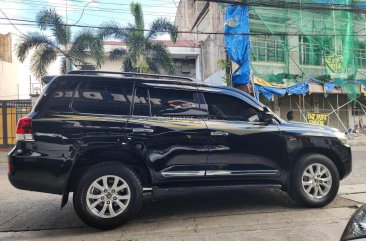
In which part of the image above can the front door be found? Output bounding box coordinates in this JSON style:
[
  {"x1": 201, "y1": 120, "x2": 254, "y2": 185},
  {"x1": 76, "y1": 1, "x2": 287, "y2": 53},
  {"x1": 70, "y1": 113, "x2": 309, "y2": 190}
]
[
  {"x1": 202, "y1": 89, "x2": 286, "y2": 181},
  {"x1": 124, "y1": 83, "x2": 209, "y2": 183}
]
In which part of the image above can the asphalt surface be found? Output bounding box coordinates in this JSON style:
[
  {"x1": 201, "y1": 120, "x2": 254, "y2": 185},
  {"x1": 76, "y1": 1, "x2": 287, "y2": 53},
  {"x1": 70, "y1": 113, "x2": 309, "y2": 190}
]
[{"x1": 0, "y1": 147, "x2": 365, "y2": 241}]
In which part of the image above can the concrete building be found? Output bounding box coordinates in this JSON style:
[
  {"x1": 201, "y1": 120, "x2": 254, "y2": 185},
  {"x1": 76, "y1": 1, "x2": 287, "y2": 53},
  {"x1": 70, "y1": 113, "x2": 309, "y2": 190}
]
[
  {"x1": 174, "y1": 1, "x2": 366, "y2": 131},
  {"x1": 85, "y1": 40, "x2": 201, "y2": 80}
]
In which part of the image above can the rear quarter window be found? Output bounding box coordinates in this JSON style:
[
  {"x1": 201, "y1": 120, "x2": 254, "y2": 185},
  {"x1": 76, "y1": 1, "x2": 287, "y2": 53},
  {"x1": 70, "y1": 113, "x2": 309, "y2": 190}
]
[
  {"x1": 72, "y1": 79, "x2": 134, "y2": 116},
  {"x1": 41, "y1": 78, "x2": 79, "y2": 114}
]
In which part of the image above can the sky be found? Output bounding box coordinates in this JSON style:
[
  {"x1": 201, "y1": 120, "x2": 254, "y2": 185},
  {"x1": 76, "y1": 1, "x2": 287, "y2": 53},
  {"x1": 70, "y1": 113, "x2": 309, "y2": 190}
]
[
  {"x1": 0, "y1": 0, "x2": 179, "y2": 37},
  {"x1": 0, "y1": 0, "x2": 179, "y2": 99}
]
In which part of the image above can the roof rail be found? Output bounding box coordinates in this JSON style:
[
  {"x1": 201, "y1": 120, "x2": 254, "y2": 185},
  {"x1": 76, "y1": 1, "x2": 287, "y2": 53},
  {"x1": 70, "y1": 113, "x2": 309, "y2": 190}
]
[{"x1": 67, "y1": 70, "x2": 196, "y2": 82}]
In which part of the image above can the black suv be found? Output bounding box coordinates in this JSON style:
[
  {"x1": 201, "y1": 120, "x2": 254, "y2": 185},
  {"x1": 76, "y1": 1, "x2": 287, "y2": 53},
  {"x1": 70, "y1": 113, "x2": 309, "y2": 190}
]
[{"x1": 8, "y1": 71, "x2": 352, "y2": 229}]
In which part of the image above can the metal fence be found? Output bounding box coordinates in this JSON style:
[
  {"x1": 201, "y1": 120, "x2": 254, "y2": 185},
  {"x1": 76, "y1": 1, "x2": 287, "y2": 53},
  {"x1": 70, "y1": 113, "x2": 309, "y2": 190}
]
[{"x1": 0, "y1": 100, "x2": 32, "y2": 148}]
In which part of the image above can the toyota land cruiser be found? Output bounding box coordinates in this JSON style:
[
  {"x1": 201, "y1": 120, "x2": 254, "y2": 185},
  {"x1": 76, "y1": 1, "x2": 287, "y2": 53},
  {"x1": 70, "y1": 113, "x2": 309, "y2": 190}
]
[{"x1": 8, "y1": 71, "x2": 352, "y2": 229}]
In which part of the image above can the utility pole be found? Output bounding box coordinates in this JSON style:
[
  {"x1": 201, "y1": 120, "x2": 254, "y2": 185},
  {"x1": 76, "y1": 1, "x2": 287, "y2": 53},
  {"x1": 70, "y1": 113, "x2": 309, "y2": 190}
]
[
  {"x1": 65, "y1": 0, "x2": 71, "y2": 73},
  {"x1": 29, "y1": 75, "x2": 31, "y2": 96},
  {"x1": 224, "y1": 48, "x2": 232, "y2": 87}
]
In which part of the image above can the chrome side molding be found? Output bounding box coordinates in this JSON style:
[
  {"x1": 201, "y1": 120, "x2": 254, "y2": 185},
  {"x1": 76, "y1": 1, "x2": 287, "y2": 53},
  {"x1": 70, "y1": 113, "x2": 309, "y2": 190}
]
[
  {"x1": 161, "y1": 169, "x2": 205, "y2": 177},
  {"x1": 206, "y1": 170, "x2": 278, "y2": 176}
]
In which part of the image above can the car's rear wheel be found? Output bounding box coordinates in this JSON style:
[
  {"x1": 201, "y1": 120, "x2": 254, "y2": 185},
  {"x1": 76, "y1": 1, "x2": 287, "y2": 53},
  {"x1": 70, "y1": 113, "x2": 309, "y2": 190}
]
[
  {"x1": 73, "y1": 162, "x2": 142, "y2": 229},
  {"x1": 289, "y1": 153, "x2": 339, "y2": 207}
]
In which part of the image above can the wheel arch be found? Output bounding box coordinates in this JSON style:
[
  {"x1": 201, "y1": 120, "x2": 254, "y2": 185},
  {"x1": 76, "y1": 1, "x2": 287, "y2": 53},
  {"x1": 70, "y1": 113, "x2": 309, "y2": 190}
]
[
  {"x1": 291, "y1": 147, "x2": 345, "y2": 179},
  {"x1": 66, "y1": 148, "x2": 152, "y2": 193}
]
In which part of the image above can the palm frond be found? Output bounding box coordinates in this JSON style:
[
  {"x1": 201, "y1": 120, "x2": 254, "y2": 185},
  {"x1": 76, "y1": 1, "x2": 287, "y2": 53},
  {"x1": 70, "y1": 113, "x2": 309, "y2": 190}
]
[
  {"x1": 16, "y1": 32, "x2": 57, "y2": 62},
  {"x1": 31, "y1": 45, "x2": 58, "y2": 79},
  {"x1": 126, "y1": 31, "x2": 147, "y2": 68},
  {"x1": 36, "y1": 9, "x2": 70, "y2": 45},
  {"x1": 70, "y1": 29, "x2": 104, "y2": 68},
  {"x1": 98, "y1": 21, "x2": 128, "y2": 40},
  {"x1": 130, "y1": 2, "x2": 144, "y2": 30},
  {"x1": 122, "y1": 57, "x2": 135, "y2": 72},
  {"x1": 147, "y1": 42, "x2": 176, "y2": 75},
  {"x1": 146, "y1": 57, "x2": 159, "y2": 73},
  {"x1": 147, "y1": 17, "x2": 178, "y2": 43},
  {"x1": 109, "y1": 48, "x2": 127, "y2": 60},
  {"x1": 60, "y1": 57, "x2": 66, "y2": 74}
]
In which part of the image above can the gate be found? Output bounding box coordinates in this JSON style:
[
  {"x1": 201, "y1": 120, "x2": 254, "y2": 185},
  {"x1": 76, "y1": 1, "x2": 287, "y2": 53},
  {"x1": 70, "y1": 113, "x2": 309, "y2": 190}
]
[{"x1": 0, "y1": 100, "x2": 32, "y2": 148}]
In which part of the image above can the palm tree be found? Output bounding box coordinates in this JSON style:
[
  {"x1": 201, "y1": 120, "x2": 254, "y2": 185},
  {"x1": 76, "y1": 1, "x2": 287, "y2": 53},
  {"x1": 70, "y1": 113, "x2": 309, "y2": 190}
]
[
  {"x1": 98, "y1": 2, "x2": 178, "y2": 75},
  {"x1": 16, "y1": 9, "x2": 104, "y2": 79}
]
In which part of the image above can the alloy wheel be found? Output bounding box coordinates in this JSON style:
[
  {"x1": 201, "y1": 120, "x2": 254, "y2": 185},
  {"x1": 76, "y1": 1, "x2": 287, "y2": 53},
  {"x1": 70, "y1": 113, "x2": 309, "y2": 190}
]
[
  {"x1": 301, "y1": 163, "x2": 332, "y2": 199},
  {"x1": 86, "y1": 175, "x2": 131, "y2": 218}
]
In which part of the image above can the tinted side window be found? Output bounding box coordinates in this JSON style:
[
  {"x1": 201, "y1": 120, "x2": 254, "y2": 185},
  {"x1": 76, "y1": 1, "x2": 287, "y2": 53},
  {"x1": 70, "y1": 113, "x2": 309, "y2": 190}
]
[
  {"x1": 133, "y1": 87, "x2": 150, "y2": 116},
  {"x1": 43, "y1": 79, "x2": 79, "y2": 113},
  {"x1": 204, "y1": 92, "x2": 262, "y2": 122},
  {"x1": 72, "y1": 80, "x2": 133, "y2": 115},
  {"x1": 149, "y1": 88, "x2": 206, "y2": 117}
]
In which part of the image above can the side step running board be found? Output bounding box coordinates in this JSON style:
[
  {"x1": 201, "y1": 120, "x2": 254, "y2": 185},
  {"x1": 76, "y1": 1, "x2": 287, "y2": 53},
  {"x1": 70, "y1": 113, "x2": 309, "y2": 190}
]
[{"x1": 143, "y1": 184, "x2": 282, "y2": 194}]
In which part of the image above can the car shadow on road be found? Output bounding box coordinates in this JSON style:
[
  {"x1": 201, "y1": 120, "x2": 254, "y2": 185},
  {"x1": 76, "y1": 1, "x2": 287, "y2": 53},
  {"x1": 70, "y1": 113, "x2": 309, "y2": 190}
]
[
  {"x1": 0, "y1": 187, "x2": 355, "y2": 240},
  {"x1": 136, "y1": 188, "x2": 299, "y2": 222}
]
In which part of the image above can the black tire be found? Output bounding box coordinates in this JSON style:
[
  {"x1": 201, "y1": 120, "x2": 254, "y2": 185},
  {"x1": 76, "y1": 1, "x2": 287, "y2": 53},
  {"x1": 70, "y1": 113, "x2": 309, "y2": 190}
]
[
  {"x1": 289, "y1": 153, "x2": 340, "y2": 208},
  {"x1": 73, "y1": 162, "x2": 143, "y2": 230}
]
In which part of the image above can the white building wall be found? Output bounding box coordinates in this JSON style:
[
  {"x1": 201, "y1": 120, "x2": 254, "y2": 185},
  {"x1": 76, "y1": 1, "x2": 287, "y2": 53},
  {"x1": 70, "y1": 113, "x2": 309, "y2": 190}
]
[{"x1": 0, "y1": 34, "x2": 32, "y2": 100}]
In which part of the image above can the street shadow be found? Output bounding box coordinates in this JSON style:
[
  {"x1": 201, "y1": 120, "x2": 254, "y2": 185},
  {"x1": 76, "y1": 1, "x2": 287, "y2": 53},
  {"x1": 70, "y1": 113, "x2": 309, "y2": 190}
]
[
  {"x1": 136, "y1": 188, "x2": 299, "y2": 221},
  {"x1": 0, "y1": 187, "x2": 352, "y2": 240}
]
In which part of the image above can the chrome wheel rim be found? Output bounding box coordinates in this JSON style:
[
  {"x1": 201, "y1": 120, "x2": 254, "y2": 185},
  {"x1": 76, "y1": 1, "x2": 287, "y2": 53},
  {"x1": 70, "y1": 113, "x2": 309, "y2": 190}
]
[
  {"x1": 86, "y1": 175, "x2": 131, "y2": 218},
  {"x1": 302, "y1": 163, "x2": 332, "y2": 199}
]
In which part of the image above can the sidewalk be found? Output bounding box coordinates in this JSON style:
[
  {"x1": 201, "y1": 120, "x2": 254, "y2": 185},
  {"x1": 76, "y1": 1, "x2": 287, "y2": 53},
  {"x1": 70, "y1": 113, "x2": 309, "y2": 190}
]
[
  {"x1": 347, "y1": 133, "x2": 366, "y2": 146},
  {"x1": 0, "y1": 148, "x2": 10, "y2": 163}
]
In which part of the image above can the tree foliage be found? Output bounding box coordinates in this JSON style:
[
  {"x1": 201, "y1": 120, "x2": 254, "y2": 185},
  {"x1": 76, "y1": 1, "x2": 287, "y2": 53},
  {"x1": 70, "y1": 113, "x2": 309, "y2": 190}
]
[
  {"x1": 98, "y1": 2, "x2": 178, "y2": 75},
  {"x1": 16, "y1": 8, "x2": 104, "y2": 79}
]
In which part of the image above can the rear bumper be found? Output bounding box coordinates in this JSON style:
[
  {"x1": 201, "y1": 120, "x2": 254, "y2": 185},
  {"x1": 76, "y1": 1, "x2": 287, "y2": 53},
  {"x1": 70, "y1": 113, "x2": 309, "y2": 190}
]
[{"x1": 8, "y1": 145, "x2": 68, "y2": 195}]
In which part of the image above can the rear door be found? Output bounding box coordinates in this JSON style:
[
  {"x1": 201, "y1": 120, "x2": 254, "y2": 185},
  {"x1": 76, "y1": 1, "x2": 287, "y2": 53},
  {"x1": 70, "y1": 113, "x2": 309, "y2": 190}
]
[
  {"x1": 125, "y1": 83, "x2": 209, "y2": 183},
  {"x1": 69, "y1": 78, "x2": 134, "y2": 154},
  {"x1": 202, "y1": 88, "x2": 286, "y2": 180}
]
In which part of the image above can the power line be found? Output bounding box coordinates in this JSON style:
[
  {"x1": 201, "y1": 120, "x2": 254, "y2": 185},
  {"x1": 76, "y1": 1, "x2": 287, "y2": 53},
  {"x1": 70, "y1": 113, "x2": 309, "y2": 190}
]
[
  {"x1": 197, "y1": 0, "x2": 366, "y2": 13},
  {"x1": 4, "y1": 17, "x2": 366, "y2": 37},
  {"x1": 0, "y1": 0, "x2": 177, "y2": 17},
  {"x1": 0, "y1": 8, "x2": 26, "y2": 36}
]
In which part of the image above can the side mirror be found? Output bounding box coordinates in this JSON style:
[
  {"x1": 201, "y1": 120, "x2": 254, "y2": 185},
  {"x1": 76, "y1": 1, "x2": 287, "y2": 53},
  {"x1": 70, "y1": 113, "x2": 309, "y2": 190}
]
[
  {"x1": 263, "y1": 107, "x2": 274, "y2": 124},
  {"x1": 340, "y1": 204, "x2": 366, "y2": 241}
]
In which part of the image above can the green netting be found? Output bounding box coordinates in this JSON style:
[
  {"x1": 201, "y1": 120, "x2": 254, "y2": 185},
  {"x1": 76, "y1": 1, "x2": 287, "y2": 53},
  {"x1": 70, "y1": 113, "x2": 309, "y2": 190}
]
[
  {"x1": 341, "y1": 82, "x2": 358, "y2": 103},
  {"x1": 248, "y1": 0, "x2": 363, "y2": 100}
]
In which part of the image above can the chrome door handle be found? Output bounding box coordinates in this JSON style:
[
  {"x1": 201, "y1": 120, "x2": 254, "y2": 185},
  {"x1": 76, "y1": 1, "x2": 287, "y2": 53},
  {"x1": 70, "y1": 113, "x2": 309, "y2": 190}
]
[
  {"x1": 211, "y1": 131, "x2": 229, "y2": 136},
  {"x1": 132, "y1": 128, "x2": 154, "y2": 133}
]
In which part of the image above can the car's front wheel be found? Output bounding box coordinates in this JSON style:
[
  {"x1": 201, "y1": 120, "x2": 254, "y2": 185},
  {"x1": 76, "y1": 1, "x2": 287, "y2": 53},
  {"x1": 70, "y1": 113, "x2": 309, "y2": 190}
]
[
  {"x1": 73, "y1": 162, "x2": 142, "y2": 229},
  {"x1": 289, "y1": 153, "x2": 340, "y2": 207}
]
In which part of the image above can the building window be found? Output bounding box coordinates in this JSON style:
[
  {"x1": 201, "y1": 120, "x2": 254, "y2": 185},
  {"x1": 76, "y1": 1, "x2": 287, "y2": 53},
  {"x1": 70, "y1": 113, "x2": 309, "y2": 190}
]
[
  {"x1": 299, "y1": 36, "x2": 334, "y2": 66},
  {"x1": 299, "y1": 36, "x2": 321, "y2": 65},
  {"x1": 251, "y1": 36, "x2": 285, "y2": 62},
  {"x1": 357, "y1": 43, "x2": 366, "y2": 69}
]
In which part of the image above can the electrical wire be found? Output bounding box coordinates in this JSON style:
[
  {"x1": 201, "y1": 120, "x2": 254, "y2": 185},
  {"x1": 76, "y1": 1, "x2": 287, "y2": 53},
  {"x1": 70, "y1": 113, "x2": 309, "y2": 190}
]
[
  {"x1": 0, "y1": 8, "x2": 26, "y2": 36},
  {"x1": 198, "y1": 0, "x2": 366, "y2": 13},
  {"x1": 4, "y1": 17, "x2": 366, "y2": 37}
]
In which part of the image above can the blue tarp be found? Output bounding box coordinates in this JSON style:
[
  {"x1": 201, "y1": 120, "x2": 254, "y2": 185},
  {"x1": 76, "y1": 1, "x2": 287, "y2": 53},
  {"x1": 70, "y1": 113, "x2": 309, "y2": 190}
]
[
  {"x1": 361, "y1": 82, "x2": 366, "y2": 91},
  {"x1": 324, "y1": 82, "x2": 338, "y2": 93},
  {"x1": 254, "y1": 78, "x2": 321, "y2": 100},
  {"x1": 224, "y1": 4, "x2": 250, "y2": 85},
  {"x1": 287, "y1": 83, "x2": 309, "y2": 96},
  {"x1": 254, "y1": 84, "x2": 287, "y2": 100}
]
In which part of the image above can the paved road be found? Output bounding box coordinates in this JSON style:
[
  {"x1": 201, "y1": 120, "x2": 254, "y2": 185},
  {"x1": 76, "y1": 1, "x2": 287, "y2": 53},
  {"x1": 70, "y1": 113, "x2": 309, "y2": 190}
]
[{"x1": 0, "y1": 147, "x2": 365, "y2": 241}]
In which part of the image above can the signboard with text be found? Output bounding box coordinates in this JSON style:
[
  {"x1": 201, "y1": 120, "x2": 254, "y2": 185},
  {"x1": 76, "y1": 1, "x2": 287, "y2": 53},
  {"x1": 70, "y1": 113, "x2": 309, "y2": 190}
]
[{"x1": 307, "y1": 113, "x2": 328, "y2": 125}]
